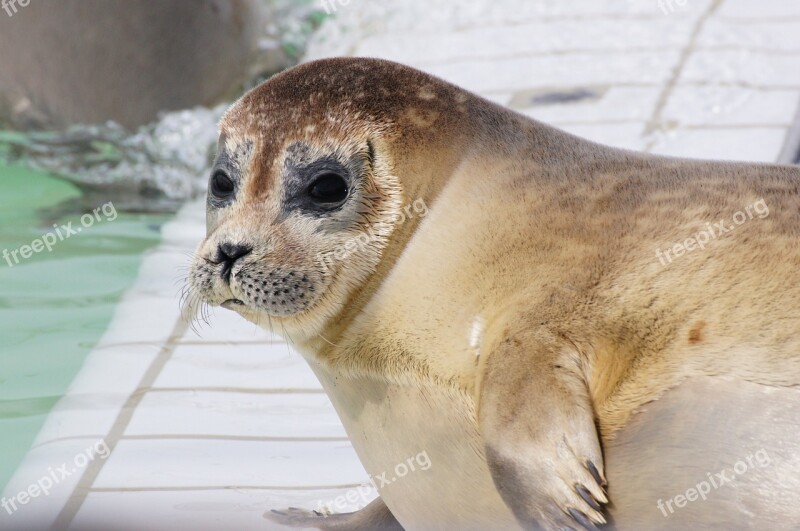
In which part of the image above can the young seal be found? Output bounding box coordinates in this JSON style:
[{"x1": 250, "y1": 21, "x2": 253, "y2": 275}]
[{"x1": 187, "y1": 58, "x2": 800, "y2": 530}]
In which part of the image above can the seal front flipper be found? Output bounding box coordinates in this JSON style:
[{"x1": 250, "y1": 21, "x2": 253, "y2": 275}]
[
  {"x1": 477, "y1": 326, "x2": 608, "y2": 530},
  {"x1": 265, "y1": 497, "x2": 403, "y2": 530}
]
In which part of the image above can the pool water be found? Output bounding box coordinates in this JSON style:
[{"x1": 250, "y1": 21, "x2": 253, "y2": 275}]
[{"x1": 0, "y1": 163, "x2": 169, "y2": 490}]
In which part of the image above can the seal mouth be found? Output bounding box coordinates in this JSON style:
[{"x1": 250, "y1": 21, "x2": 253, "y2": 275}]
[{"x1": 221, "y1": 298, "x2": 245, "y2": 310}]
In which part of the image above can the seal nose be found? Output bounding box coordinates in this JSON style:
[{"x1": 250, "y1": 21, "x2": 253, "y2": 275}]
[{"x1": 217, "y1": 243, "x2": 252, "y2": 283}]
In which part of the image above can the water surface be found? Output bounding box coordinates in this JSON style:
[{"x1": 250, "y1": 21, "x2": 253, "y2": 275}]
[{"x1": 0, "y1": 163, "x2": 169, "y2": 490}]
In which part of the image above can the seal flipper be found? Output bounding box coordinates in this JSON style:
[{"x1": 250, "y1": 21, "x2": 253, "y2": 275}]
[
  {"x1": 478, "y1": 326, "x2": 608, "y2": 530},
  {"x1": 265, "y1": 497, "x2": 403, "y2": 530}
]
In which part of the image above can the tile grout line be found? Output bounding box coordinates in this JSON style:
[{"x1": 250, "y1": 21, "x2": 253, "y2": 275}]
[
  {"x1": 408, "y1": 46, "x2": 800, "y2": 69},
  {"x1": 480, "y1": 81, "x2": 800, "y2": 96},
  {"x1": 147, "y1": 386, "x2": 324, "y2": 394},
  {"x1": 91, "y1": 339, "x2": 288, "y2": 349},
  {"x1": 118, "y1": 435, "x2": 349, "y2": 442},
  {"x1": 88, "y1": 484, "x2": 365, "y2": 493},
  {"x1": 643, "y1": 0, "x2": 724, "y2": 151},
  {"x1": 51, "y1": 315, "x2": 190, "y2": 530},
  {"x1": 33, "y1": 434, "x2": 349, "y2": 450},
  {"x1": 348, "y1": 12, "x2": 713, "y2": 36}
]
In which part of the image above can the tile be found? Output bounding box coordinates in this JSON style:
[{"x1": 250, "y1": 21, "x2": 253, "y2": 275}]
[
  {"x1": 29, "y1": 344, "x2": 163, "y2": 445},
  {"x1": 125, "y1": 391, "x2": 344, "y2": 439},
  {"x1": 559, "y1": 123, "x2": 648, "y2": 151},
  {"x1": 92, "y1": 439, "x2": 367, "y2": 489},
  {"x1": 306, "y1": 0, "x2": 710, "y2": 62},
  {"x1": 648, "y1": 127, "x2": 787, "y2": 162},
  {"x1": 662, "y1": 86, "x2": 800, "y2": 126},
  {"x1": 160, "y1": 199, "x2": 206, "y2": 249},
  {"x1": 131, "y1": 248, "x2": 193, "y2": 299},
  {"x1": 634, "y1": 0, "x2": 713, "y2": 18},
  {"x1": 181, "y1": 305, "x2": 279, "y2": 343},
  {"x1": 96, "y1": 293, "x2": 182, "y2": 346},
  {"x1": 0, "y1": 438, "x2": 112, "y2": 531},
  {"x1": 448, "y1": 0, "x2": 711, "y2": 20},
  {"x1": 717, "y1": 0, "x2": 800, "y2": 19},
  {"x1": 517, "y1": 86, "x2": 661, "y2": 123},
  {"x1": 154, "y1": 342, "x2": 319, "y2": 390},
  {"x1": 680, "y1": 50, "x2": 800, "y2": 88},
  {"x1": 426, "y1": 51, "x2": 681, "y2": 93},
  {"x1": 31, "y1": 395, "x2": 129, "y2": 448},
  {"x1": 71, "y1": 487, "x2": 374, "y2": 531},
  {"x1": 483, "y1": 92, "x2": 512, "y2": 106},
  {"x1": 64, "y1": 344, "x2": 162, "y2": 395},
  {"x1": 355, "y1": 19, "x2": 693, "y2": 65},
  {"x1": 699, "y1": 20, "x2": 800, "y2": 52}
]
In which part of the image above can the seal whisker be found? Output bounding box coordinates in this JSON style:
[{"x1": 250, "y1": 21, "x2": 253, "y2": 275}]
[{"x1": 316, "y1": 332, "x2": 340, "y2": 348}]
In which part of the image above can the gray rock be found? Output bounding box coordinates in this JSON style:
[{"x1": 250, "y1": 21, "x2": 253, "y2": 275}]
[{"x1": 0, "y1": 0, "x2": 265, "y2": 129}]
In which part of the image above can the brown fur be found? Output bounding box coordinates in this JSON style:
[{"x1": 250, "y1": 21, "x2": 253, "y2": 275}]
[{"x1": 189, "y1": 58, "x2": 800, "y2": 530}]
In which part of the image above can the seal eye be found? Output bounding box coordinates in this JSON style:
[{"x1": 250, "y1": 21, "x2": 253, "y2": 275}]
[
  {"x1": 210, "y1": 171, "x2": 235, "y2": 199},
  {"x1": 307, "y1": 173, "x2": 348, "y2": 204}
]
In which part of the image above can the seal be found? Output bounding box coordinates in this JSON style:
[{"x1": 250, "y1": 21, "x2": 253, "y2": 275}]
[{"x1": 187, "y1": 57, "x2": 800, "y2": 529}]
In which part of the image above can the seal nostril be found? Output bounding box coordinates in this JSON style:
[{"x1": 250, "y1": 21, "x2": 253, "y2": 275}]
[
  {"x1": 218, "y1": 243, "x2": 252, "y2": 262},
  {"x1": 216, "y1": 242, "x2": 252, "y2": 283}
]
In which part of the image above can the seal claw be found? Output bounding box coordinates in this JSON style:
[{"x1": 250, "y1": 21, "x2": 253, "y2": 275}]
[{"x1": 568, "y1": 507, "x2": 598, "y2": 530}]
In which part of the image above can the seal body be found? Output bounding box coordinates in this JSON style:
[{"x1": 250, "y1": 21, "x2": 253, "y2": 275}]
[
  {"x1": 188, "y1": 57, "x2": 800, "y2": 530},
  {"x1": 309, "y1": 367, "x2": 517, "y2": 529}
]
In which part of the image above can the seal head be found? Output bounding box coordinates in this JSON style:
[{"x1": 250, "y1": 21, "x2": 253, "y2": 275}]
[{"x1": 188, "y1": 58, "x2": 475, "y2": 339}]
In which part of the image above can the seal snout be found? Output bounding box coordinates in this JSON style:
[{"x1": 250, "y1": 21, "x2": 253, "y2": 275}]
[{"x1": 216, "y1": 242, "x2": 252, "y2": 283}]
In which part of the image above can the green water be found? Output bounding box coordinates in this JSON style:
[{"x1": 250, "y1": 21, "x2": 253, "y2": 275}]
[{"x1": 0, "y1": 163, "x2": 169, "y2": 490}]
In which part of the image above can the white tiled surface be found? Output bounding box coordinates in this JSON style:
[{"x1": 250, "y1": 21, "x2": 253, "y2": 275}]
[
  {"x1": 661, "y1": 87, "x2": 800, "y2": 126},
  {"x1": 154, "y1": 342, "x2": 322, "y2": 390},
  {"x1": 92, "y1": 440, "x2": 364, "y2": 489},
  {"x1": 517, "y1": 86, "x2": 662, "y2": 124},
  {"x1": 425, "y1": 51, "x2": 682, "y2": 93},
  {"x1": 125, "y1": 392, "x2": 345, "y2": 438},
  {"x1": 3, "y1": 1, "x2": 800, "y2": 530},
  {"x1": 71, "y1": 489, "x2": 353, "y2": 531},
  {"x1": 717, "y1": 0, "x2": 800, "y2": 19},
  {"x1": 649, "y1": 126, "x2": 790, "y2": 161}
]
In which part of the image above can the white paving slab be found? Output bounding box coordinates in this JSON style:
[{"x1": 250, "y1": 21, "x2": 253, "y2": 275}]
[
  {"x1": 649, "y1": 127, "x2": 789, "y2": 161},
  {"x1": 699, "y1": 20, "x2": 800, "y2": 51},
  {"x1": 717, "y1": 0, "x2": 800, "y2": 19},
  {"x1": 0, "y1": 438, "x2": 110, "y2": 530},
  {"x1": 92, "y1": 439, "x2": 364, "y2": 489},
  {"x1": 355, "y1": 19, "x2": 694, "y2": 65},
  {"x1": 681, "y1": 50, "x2": 800, "y2": 88},
  {"x1": 560, "y1": 123, "x2": 649, "y2": 152},
  {"x1": 661, "y1": 86, "x2": 800, "y2": 127},
  {"x1": 184, "y1": 304, "x2": 278, "y2": 343},
  {"x1": 425, "y1": 51, "x2": 681, "y2": 93},
  {"x1": 71, "y1": 488, "x2": 365, "y2": 531},
  {"x1": 516, "y1": 86, "x2": 662, "y2": 125},
  {"x1": 154, "y1": 342, "x2": 320, "y2": 390},
  {"x1": 125, "y1": 391, "x2": 345, "y2": 439}
]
